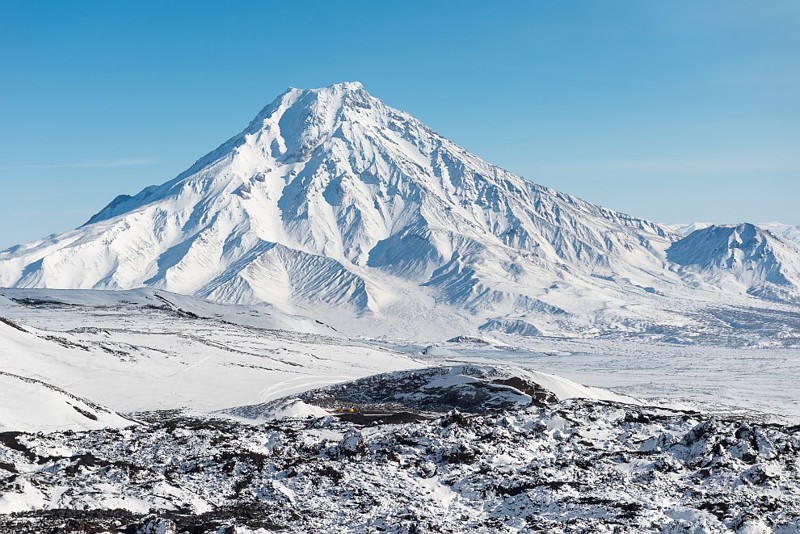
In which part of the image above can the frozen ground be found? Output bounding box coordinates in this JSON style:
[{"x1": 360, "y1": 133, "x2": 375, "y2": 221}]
[{"x1": 1, "y1": 367, "x2": 798, "y2": 532}]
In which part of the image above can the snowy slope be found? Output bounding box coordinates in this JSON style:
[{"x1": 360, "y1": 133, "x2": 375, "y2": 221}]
[
  {"x1": 0, "y1": 82, "x2": 797, "y2": 339},
  {"x1": 0, "y1": 371, "x2": 133, "y2": 433},
  {"x1": 0, "y1": 287, "x2": 339, "y2": 335},
  {"x1": 0, "y1": 289, "x2": 422, "y2": 415}
]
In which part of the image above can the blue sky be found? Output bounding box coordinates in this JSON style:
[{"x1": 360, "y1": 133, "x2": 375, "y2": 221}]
[{"x1": 1, "y1": 1, "x2": 798, "y2": 248}]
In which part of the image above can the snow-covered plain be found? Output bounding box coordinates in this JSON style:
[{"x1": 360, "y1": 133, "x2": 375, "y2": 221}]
[{"x1": 429, "y1": 338, "x2": 800, "y2": 424}]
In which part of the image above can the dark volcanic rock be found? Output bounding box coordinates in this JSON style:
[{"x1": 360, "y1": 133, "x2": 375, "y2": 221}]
[{"x1": 1, "y1": 396, "x2": 798, "y2": 532}]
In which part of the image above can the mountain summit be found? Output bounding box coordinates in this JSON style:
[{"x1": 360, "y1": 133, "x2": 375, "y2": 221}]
[{"x1": 1, "y1": 83, "x2": 798, "y2": 340}]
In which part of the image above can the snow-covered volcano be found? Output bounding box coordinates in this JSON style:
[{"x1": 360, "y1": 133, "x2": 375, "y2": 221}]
[{"x1": 0, "y1": 82, "x2": 798, "y2": 339}]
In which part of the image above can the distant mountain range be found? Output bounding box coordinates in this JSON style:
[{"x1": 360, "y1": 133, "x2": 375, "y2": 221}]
[{"x1": 1, "y1": 82, "x2": 798, "y2": 342}]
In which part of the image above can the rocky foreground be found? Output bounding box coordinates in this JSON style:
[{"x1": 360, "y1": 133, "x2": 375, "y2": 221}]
[{"x1": 0, "y1": 367, "x2": 798, "y2": 533}]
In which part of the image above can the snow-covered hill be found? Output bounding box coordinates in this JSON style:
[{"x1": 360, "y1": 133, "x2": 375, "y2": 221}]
[
  {"x1": 672, "y1": 221, "x2": 800, "y2": 245},
  {"x1": 668, "y1": 223, "x2": 800, "y2": 302},
  {"x1": 224, "y1": 365, "x2": 639, "y2": 423},
  {"x1": 0, "y1": 82, "x2": 798, "y2": 339}
]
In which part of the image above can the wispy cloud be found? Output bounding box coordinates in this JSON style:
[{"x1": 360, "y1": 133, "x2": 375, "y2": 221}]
[
  {"x1": 1, "y1": 209, "x2": 93, "y2": 218},
  {"x1": 0, "y1": 157, "x2": 158, "y2": 170}
]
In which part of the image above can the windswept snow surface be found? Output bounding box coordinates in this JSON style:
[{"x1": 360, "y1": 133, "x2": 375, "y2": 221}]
[
  {"x1": 0, "y1": 372, "x2": 133, "y2": 433},
  {"x1": 0, "y1": 82, "x2": 798, "y2": 341}
]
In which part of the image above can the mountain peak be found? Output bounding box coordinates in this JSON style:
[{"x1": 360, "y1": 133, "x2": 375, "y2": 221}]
[
  {"x1": 280, "y1": 81, "x2": 369, "y2": 104},
  {"x1": 236, "y1": 81, "x2": 387, "y2": 164},
  {"x1": 311, "y1": 80, "x2": 365, "y2": 92},
  {"x1": 286, "y1": 81, "x2": 364, "y2": 91}
]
